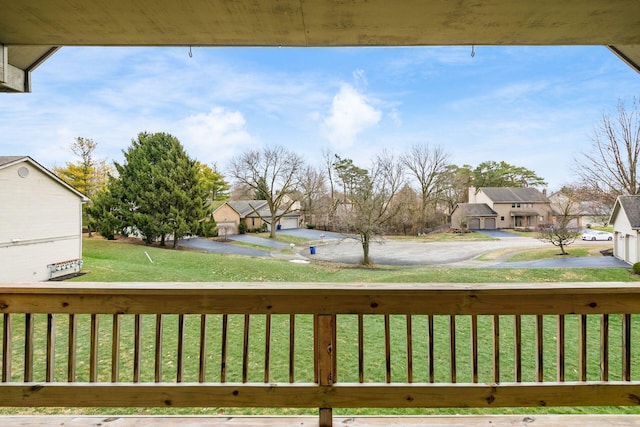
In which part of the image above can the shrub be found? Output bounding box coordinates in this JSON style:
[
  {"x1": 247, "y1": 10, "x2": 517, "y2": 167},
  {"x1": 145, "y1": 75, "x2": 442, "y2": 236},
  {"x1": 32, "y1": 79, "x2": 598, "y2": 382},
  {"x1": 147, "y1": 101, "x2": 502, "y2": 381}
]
[
  {"x1": 306, "y1": 224, "x2": 316, "y2": 229},
  {"x1": 632, "y1": 262, "x2": 640, "y2": 275},
  {"x1": 238, "y1": 222, "x2": 248, "y2": 234}
]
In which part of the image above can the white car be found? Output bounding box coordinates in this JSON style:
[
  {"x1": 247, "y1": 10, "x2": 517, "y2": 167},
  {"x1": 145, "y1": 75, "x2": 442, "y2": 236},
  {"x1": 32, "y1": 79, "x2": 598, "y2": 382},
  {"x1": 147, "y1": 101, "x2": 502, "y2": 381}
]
[{"x1": 581, "y1": 230, "x2": 613, "y2": 241}]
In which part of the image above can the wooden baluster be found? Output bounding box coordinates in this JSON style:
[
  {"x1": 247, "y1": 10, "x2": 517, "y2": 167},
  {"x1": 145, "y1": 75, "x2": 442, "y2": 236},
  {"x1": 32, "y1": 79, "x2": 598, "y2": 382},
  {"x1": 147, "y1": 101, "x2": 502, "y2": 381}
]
[
  {"x1": 428, "y1": 315, "x2": 434, "y2": 383},
  {"x1": 313, "y1": 315, "x2": 318, "y2": 384},
  {"x1": 68, "y1": 314, "x2": 78, "y2": 382},
  {"x1": 289, "y1": 314, "x2": 295, "y2": 383},
  {"x1": 406, "y1": 315, "x2": 413, "y2": 383},
  {"x1": 384, "y1": 314, "x2": 391, "y2": 383},
  {"x1": 317, "y1": 314, "x2": 335, "y2": 427},
  {"x1": 622, "y1": 314, "x2": 631, "y2": 381},
  {"x1": 264, "y1": 314, "x2": 271, "y2": 383},
  {"x1": 449, "y1": 315, "x2": 456, "y2": 383},
  {"x1": 332, "y1": 315, "x2": 337, "y2": 382},
  {"x1": 2, "y1": 313, "x2": 11, "y2": 382},
  {"x1": 177, "y1": 314, "x2": 185, "y2": 383},
  {"x1": 492, "y1": 315, "x2": 500, "y2": 384},
  {"x1": 199, "y1": 314, "x2": 207, "y2": 383},
  {"x1": 111, "y1": 314, "x2": 120, "y2": 383},
  {"x1": 242, "y1": 314, "x2": 250, "y2": 383},
  {"x1": 133, "y1": 314, "x2": 141, "y2": 383},
  {"x1": 220, "y1": 314, "x2": 228, "y2": 383},
  {"x1": 154, "y1": 314, "x2": 163, "y2": 383},
  {"x1": 536, "y1": 315, "x2": 543, "y2": 382},
  {"x1": 46, "y1": 313, "x2": 55, "y2": 382},
  {"x1": 358, "y1": 314, "x2": 364, "y2": 383},
  {"x1": 600, "y1": 314, "x2": 609, "y2": 381},
  {"x1": 24, "y1": 313, "x2": 33, "y2": 382},
  {"x1": 514, "y1": 315, "x2": 521, "y2": 383},
  {"x1": 557, "y1": 315, "x2": 565, "y2": 382},
  {"x1": 90, "y1": 314, "x2": 98, "y2": 382},
  {"x1": 579, "y1": 314, "x2": 587, "y2": 381},
  {"x1": 471, "y1": 315, "x2": 478, "y2": 383}
]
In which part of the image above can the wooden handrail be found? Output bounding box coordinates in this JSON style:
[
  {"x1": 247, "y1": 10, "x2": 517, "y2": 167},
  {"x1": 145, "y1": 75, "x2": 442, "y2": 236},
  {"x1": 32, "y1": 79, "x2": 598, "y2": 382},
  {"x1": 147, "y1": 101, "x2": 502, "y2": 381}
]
[{"x1": 1, "y1": 282, "x2": 640, "y2": 427}]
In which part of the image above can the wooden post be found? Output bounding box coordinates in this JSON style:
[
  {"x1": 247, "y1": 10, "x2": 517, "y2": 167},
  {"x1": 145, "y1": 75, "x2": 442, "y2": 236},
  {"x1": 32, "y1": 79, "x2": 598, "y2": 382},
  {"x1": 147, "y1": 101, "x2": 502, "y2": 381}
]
[{"x1": 316, "y1": 314, "x2": 334, "y2": 427}]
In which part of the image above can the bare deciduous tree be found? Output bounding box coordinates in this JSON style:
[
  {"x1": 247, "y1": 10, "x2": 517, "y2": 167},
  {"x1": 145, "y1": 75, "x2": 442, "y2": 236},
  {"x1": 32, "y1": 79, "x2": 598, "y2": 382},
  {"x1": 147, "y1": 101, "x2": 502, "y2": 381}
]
[
  {"x1": 337, "y1": 151, "x2": 404, "y2": 265},
  {"x1": 400, "y1": 144, "x2": 450, "y2": 231},
  {"x1": 538, "y1": 187, "x2": 581, "y2": 255},
  {"x1": 228, "y1": 146, "x2": 304, "y2": 238},
  {"x1": 296, "y1": 164, "x2": 326, "y2": 227},
  {"x1": 575, "y1": 98, "x2": 640, "y2": 204}
]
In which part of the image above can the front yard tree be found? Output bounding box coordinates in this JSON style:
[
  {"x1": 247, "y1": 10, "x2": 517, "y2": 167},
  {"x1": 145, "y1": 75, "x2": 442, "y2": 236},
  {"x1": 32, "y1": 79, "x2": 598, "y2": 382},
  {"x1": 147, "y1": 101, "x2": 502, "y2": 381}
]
[
  {"x1": 575, "y1": 98, "x2": 640, "y2": 204},
  {"x1": 115, "y1": 132, "x2": 209, "y2": 247},
  {"x1": 400, "y1": 144, "x2": 450, "y2": 231},
  {"x1": 296, "y1": 164, "x2": 327, "y2": 227},
  {"x1": 228, "y1": 145, "x2": 304, "y2": 238},
  {"x1": 53, "y1": 137, "x2": 114, "y2": 236},
  {"x1": 538, "y1": 187, "x2": 581, "y2": 255},
  {"x1": 336, "y1": 152, "x2": 404, "y2": 265},
  {"x1": 197, "y1": 162, "x2": 230, "y2": 201},
  {"x1": 472, "y1": 160, "x2": 547, "y2": 188}
]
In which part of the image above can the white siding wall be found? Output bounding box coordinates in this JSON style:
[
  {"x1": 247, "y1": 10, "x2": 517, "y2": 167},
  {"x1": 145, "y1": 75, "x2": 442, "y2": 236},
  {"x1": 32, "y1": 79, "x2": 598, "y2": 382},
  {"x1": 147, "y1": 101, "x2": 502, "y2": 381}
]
[
  {"x1": 0, "y1": 162, "x2": 83, "y2": 281},
  {"x1": 612, "y1": 212, "x2": 636, "y2": 265}
]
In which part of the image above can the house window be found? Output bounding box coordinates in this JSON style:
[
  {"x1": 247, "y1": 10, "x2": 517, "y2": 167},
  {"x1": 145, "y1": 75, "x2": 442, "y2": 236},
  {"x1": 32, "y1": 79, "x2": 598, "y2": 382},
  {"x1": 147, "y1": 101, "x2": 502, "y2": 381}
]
[
  {"x1": 501, "y1": 216, "x2": 505, "y2": 221},
  {"x1": 512, "y1": 203, "x2": 515, "y2": 208},
  {"x1": 252, "y1": 218, "x2": 255, "y2": 226}
]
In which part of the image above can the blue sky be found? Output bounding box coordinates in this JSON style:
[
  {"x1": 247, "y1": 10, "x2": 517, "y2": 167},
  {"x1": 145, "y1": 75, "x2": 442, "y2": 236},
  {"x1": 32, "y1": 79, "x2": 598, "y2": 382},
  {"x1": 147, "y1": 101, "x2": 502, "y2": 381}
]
[{"x1": 1, "y1": 45, "x2": 639, "y2": 190}]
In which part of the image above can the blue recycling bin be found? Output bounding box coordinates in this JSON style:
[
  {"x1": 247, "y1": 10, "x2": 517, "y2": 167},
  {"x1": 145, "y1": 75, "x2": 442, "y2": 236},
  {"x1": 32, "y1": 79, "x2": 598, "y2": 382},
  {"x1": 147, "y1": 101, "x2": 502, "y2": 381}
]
[
  {"x1": 277, "y1": 224, "x2": 282, "y2": 230},
  {"x1": 309, "y1": 245, "x2": 316, "y2": 255}
]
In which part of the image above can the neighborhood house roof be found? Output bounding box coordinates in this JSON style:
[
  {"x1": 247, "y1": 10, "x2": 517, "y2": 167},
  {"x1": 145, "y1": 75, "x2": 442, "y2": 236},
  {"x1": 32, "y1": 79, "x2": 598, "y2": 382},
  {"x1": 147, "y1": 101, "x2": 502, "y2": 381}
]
[
  {"x1": 479, "y1": 187, "x2": 548, "y2": 203},
  {"x1": 611, "y1": 195, "x2": 640, "y2": 229},
  {"x1": 0, "y1": 155, "x2": 89, "y2": 201},
  {"x1": 455, "y1": 203, "x2": 498, "y2": 217},
  {"x1": 226, "y1": 200, "x2": 300, "y2": 219}
]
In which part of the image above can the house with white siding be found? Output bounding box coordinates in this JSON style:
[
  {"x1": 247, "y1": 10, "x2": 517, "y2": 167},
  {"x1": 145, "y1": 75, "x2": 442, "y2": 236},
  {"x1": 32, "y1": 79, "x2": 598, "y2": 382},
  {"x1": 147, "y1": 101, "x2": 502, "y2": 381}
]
[
  {"x1": 0, "y1": 156, "x2": 88, "y2": 281},
  {"x1": 610, "y1": 195, "x2": 640, "y2": 265}
]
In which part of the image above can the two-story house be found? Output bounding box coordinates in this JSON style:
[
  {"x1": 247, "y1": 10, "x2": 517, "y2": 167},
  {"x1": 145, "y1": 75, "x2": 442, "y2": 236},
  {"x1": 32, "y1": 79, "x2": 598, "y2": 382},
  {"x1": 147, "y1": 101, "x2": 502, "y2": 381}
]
[{"x1": 451, "y1": 187, "x2": 551, "y2": 230}]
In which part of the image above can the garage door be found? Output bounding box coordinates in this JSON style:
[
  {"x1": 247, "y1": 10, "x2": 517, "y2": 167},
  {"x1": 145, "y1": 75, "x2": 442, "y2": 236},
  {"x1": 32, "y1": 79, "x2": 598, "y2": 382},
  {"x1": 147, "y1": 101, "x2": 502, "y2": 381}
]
[
  {"x1": 484, "y1": 218, "x2": 496, "y2": 229},
  {"x1": 217, "y1": 221, "x2": 238, "y2": 236},
  {"x1": 281, "y1": 217, "x2": 299, "y2": 229},
  {"x1": 468, "y1": 218, "x2": 480, "y2": 230}
]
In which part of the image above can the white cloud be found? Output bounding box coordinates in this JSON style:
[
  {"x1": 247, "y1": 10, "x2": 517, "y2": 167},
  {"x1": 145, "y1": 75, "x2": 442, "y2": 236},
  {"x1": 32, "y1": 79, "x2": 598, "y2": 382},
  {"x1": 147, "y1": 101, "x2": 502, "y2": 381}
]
[
  {"x1": 178, "y1": 107, "x2": 255, "y2": 166},
  {"x1": 323, "y1": 84, "x2": 381, "y2": 149}
]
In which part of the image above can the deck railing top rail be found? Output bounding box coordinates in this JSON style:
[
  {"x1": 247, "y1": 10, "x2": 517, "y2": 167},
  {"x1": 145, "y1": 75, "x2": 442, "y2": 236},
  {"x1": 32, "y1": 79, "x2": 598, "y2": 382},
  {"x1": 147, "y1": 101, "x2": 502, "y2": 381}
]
[{"x1": 1, "y1": 281, "x2": 639, "y2": 315}]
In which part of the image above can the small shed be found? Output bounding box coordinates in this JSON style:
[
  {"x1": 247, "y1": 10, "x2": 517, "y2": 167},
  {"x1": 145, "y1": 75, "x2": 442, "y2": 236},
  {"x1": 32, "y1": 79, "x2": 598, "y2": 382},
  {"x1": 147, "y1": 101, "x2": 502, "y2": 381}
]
[
  {"x1": 0, "y1": 156, "x2": 88, "y2": 281},
  {"x1": 610, "y1": 195, "x2": 640, "y2": 265}
]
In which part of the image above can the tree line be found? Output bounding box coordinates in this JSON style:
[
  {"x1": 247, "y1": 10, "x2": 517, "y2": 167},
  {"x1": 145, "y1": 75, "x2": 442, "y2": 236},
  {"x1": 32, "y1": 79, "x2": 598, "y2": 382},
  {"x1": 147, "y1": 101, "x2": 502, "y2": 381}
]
[{"x1": 53, "y1": 98, "x2": 640, "y2": 264}]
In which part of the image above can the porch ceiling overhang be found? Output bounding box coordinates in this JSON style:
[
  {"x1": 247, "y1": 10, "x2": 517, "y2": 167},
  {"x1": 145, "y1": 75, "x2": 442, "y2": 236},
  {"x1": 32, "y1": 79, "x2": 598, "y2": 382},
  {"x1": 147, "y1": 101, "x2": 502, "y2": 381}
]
[{"x1": 1, "y1": 1, "x2": 640, "y2": 93}]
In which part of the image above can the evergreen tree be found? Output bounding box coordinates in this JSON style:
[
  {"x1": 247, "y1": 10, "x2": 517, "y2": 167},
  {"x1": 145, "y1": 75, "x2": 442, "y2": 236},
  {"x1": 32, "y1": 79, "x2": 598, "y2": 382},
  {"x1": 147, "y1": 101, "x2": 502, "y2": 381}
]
[
  {"x1": 471, "y1": 160, "x2": 546, "y2": 188},
  {"x1": 114, "y1": 132, "x2": 210, "y2": 247}
]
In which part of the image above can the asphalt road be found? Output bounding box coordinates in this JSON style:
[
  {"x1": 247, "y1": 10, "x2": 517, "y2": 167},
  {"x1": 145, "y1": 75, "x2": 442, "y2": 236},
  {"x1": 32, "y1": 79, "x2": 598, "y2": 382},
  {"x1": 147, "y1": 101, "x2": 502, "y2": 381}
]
[{"x1": 178, "y1": 229, "x2": 626, "y2": 268}]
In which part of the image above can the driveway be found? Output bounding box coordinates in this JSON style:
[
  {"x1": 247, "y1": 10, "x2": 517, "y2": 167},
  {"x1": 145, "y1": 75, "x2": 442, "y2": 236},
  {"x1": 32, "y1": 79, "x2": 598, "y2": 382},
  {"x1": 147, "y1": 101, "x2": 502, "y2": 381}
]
[
  {"x1": 490, "y1": 256, "x2": 628, "y2": 268},
  {"x1": 304, "y1": 235, "x2": 549, "y2": 266},
  {"x1": 178, "y1": 230, "x2": 622, "y2": 269},
  {"x1": 178, "y1": 238, "x2": 270, "y2": 257},
  {"x1": 228, "y1": 234, "x2": 288, "y2": 248}
]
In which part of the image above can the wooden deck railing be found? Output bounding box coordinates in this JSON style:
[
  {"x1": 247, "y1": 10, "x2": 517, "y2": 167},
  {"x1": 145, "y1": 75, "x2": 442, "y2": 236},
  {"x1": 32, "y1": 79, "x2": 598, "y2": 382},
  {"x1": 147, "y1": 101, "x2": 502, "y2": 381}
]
[{"x1": 1, "y1": 282, "x2": 640, "y2": 426}]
